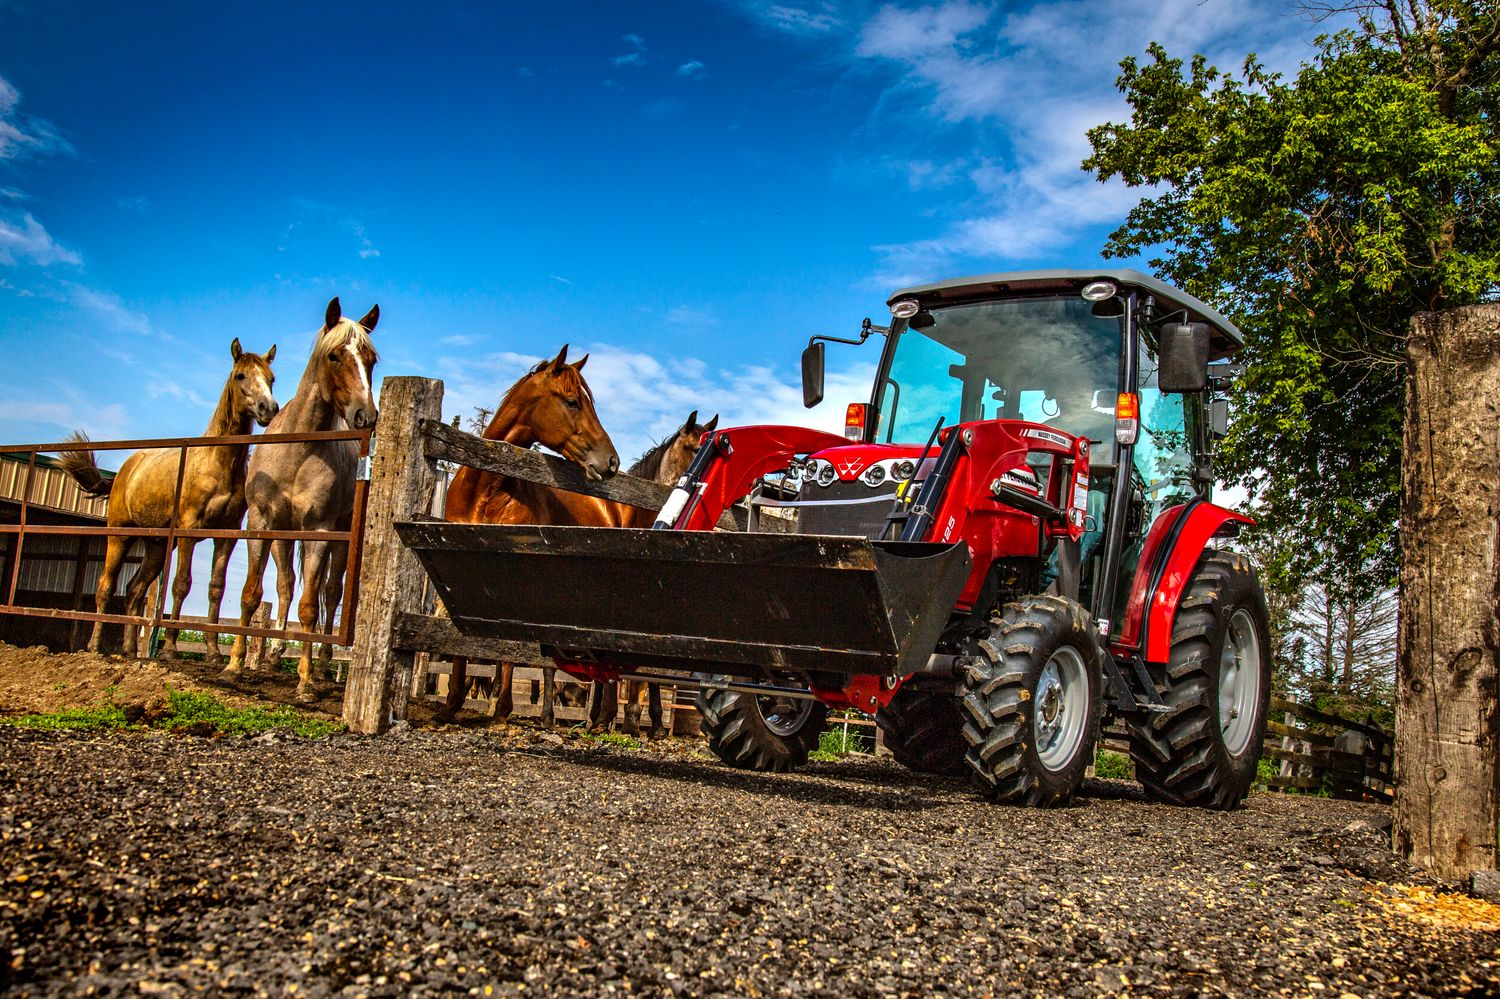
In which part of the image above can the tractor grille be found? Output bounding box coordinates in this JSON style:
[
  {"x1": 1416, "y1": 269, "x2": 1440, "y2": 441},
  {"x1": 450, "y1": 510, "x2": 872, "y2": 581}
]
[{"x1": 793, "y1": 479, "x2": 902, "y2": 539}]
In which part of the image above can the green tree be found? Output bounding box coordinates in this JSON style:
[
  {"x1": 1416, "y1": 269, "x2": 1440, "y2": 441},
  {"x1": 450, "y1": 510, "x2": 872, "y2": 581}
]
[{"x1": 1084, "y1": 2, "x2": 1500, "y2": 595}]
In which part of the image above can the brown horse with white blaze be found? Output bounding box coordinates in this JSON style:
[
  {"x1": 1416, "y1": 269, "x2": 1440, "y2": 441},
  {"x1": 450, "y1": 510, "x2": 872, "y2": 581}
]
[
  {"x1": 59, "y1": 339, "x2": 279, "y2": 660},
  {"x1": 223, "y1": 296, "x2": 379, "y2": 701},
  {"x1": 438, "y1": 345, "x2": 620, "y2": 722}
]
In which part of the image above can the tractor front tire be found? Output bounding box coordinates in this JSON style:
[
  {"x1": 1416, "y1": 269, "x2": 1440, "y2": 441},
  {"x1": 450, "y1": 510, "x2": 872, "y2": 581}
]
[
  {"x1": 961, "y1": 595, "x2": 1102, "y2": 806},
  {"x1": 1127, "y1": 549, "x2": 1271, "y2": 809},
  {"x1": 697, "y1": 682, "x2": 827, "y2": 772},
  {"x1": 876, "y1": 684, "x2": 969, "y2": 776}
]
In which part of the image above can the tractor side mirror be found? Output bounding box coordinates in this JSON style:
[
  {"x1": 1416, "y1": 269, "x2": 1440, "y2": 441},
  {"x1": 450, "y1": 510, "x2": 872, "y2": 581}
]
[
  {"x1": 1209, "y1": 398, "x2": 1230, "y2": 438},
  {"x1": 801, "y1": 341, "x2": 826, "y2": 409},
  {"x1": 1158, "y1": 322, "x2": 1210, "y2": 393}
]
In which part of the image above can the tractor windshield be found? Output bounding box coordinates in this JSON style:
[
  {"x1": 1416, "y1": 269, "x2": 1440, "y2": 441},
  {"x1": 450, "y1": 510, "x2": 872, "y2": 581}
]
[{"x1": 873, "y1": 295, "x2": 1121, "y2": 445}]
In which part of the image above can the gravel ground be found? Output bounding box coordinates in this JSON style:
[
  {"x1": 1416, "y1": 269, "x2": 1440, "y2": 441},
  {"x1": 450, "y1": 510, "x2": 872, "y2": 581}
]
[{"x1": 1, "y1": 725, "x2": 1497, "y2": 998}]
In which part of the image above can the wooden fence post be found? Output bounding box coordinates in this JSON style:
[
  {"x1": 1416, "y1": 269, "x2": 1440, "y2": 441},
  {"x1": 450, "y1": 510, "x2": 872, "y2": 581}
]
[{"x1": 343, "y1": 376, "x2": 443, "y2": 735}]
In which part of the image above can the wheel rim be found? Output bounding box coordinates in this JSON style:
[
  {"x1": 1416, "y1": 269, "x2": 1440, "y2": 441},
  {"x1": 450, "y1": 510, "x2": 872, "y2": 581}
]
[
  {"x1": 1219, "y1": 607, "x2": 1262, "y2": 756},
  {"x1": 1034, "y1": 646, "x2": 1088, "y2": 771},
  {"x1": 756, "y1": 694, "x2": 814, "y2": 737}
]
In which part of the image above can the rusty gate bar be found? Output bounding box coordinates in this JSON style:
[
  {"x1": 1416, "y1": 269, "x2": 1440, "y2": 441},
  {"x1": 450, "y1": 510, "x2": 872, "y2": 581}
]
[
  {"x1": 337, "y1": 435, "x2": 372, "y2": 646},
  {"x1": 0, "y1": 428, "x2": 371, "y2": 454},
  {"x1": 0, "y1": 427, "x2": 373, "y2": 653},
  {"x1": 4, "y1": 449, "x2": 36, "y2": 608}
]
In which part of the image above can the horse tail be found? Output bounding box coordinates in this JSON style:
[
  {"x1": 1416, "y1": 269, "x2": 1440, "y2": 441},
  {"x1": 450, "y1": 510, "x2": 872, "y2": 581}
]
[{"x1": 58, "y1": 431, "x2": 112, "y2": 498}]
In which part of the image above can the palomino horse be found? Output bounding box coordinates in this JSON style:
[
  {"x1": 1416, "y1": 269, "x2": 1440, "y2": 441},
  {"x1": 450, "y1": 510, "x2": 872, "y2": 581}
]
[
  {"x1": 586, "y1": 410, "x2": 717, "y2": 736},
  {"x1": 438, "y1": 345, "x2": 619, "y2": 723},
  {"x1": 223, "y1": 297, "x2": 379, "y2": 701},
  {"x1": 59, "y1": 340, "x2": 279, "y2": 660}
]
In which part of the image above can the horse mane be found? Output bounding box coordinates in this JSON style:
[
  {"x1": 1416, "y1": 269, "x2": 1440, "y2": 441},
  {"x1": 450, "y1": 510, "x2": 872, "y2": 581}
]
[
  {"x1": 630, "y1": 435, "x2": 674, "y2": 478},
  {"x1": 493, "y1": 358, "x2": 592, "y2": 420}
]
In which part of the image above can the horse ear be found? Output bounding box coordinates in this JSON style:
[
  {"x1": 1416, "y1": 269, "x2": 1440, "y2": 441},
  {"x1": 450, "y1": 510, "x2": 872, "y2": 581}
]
[
  {"x1": 682, "y1": 410, "x2": 698, "y2": 432},
  {"x1": 702, "y1": 414, "x2": 719, "y2": 433},
  {"x1": 549, "y1": 344, "x2": 570, "y2": 371},
  {"x1": 265, "y1": 344, "x2": 277, "y2": 364},
  {"x1": 571, "y1": 353, "x2": 589, "y2": 372},
  {"x1": 358, "y1": 304, "x2": 379, "y2": 332},
  {"x1": 324, "y1": 297, "x2": 342, "y2": 330},
  {"x1": 231, "y1": 338, "x2": 243, "y2": 361}
]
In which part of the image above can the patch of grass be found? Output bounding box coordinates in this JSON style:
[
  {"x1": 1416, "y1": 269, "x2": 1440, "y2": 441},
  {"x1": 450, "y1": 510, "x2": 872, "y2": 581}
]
[
  {"x1": 0, "y1": 703, "x2": 129, "y2": 731},
  {"x1": 155, "y1": 689, "x2": 343, "y2": 738},
  {"x1": 570, "y1": 726, "x2": 642, "y2": 750},
  {"x1": 1255, "y1": 756, "x2": 1279, "y2": 791},
  {"x1": 0, "y1": 688, "x2": 341, "y2": 739},
  {"x1": 1094, "y1": 749, "x2": 1133, "y2": 780},
  {"x1": 810, "y1": 725, "x2": 869, "y2": 761}
]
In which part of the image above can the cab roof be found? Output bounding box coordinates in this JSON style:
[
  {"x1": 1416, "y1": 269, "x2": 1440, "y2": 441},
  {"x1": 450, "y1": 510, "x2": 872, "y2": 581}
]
[{"x1": 888, "y1": 268, "x2": 1245, "y2": 353}]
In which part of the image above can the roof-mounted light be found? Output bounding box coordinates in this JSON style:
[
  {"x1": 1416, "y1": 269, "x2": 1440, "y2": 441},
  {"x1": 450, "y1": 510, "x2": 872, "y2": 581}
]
[
  {"x1": 1081, "y1": 280, "x2": 1117, "y2": 302},
  {"x1": 890, "y1": 299, "x2": 921, "y2": 319}
]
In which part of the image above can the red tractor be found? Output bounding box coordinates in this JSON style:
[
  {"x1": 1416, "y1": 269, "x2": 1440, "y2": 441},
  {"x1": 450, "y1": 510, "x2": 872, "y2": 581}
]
[{"x1": 403, "y1": 269, "x2": 1272, "y2": 808}]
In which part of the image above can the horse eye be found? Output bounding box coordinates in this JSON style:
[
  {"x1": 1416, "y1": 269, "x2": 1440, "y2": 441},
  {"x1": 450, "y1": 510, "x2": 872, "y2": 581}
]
[
  {"x1": 328, "y1": 351, "x2": 340, "y2": 363},
  {"x1": 235, "y1": 373, "x2": 245, "y2": 381},
  {"x1": 565, "y1": 398, "x2": 581, "y2": 411}
]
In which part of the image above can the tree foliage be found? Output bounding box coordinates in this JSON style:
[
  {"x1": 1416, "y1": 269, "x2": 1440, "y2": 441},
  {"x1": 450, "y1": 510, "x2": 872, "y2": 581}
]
[{"x1": 1084, "y1": 2, "x2": 1500, "y2": 595}]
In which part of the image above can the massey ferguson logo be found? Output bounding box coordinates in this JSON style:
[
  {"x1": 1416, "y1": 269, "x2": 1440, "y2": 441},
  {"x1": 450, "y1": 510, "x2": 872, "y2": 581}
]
[{"x1": 835, "y1": 458, "x2": 866, "y2": 477}]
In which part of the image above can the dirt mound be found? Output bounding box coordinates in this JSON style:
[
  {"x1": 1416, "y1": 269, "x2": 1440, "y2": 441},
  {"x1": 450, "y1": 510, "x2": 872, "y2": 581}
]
[{"x1": 0, "y1": 642, "x2": 265, "y2": 716}]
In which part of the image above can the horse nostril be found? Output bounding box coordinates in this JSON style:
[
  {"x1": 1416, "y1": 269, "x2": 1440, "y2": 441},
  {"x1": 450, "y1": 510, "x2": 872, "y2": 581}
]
[{"x1": 608, "y1": 455, "x2": 619, "y2": 473}]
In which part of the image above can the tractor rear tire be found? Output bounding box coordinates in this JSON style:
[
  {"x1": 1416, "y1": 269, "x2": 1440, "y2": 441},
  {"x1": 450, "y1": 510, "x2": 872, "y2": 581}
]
[
  {"x1": 696, "y1": 682, "x2": 827, "y2": 772},
  {"x1": 1127, "y1": 549, "x2": 1271, "y2": 809},
  {"x1": 876, "y1": 685, "x2": 969, "y2": 776},
  {"x1": 960, "y1": 595, "x2": 1102, "y2": 806}
]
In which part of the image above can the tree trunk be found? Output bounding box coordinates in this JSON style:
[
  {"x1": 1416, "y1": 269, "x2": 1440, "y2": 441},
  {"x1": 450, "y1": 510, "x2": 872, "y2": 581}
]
[{"x1": 1394, "y1": 304, "x2": 1500, "y2": 879}]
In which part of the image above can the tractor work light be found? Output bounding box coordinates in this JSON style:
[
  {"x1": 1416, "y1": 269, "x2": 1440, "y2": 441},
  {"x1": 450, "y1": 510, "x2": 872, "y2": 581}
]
[
  {"x1": 1115, "y1": 392, "x2": 1140, "y2": 445},
  {"x1": 845, "y1": 403, "x2": 867, "y2": 440},
  {"x1": 863, "y1": 464, "x2": 886, "y2": 486},
  {"x1": 1081, "y1": 280, "x2": 1117, "y2": 302},
  {"x1": 890, "y1": 299, "x2": 921, "y2": 319}
]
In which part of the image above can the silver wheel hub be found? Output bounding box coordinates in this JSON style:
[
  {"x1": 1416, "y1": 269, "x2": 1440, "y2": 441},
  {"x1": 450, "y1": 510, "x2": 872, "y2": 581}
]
[
  {"x1": 1034, "y1": 646, "x2": 1088, "y2": 771},
  {"x1": 1218, "y1": 608, "x2": 1262, "y2": 756},
  {"x1": 757, "y1": 694, "x2": 812, "y2": 737}
]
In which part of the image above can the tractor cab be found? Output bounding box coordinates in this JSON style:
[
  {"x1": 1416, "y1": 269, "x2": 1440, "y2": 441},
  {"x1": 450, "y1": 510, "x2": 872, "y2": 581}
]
[{"x1": 798, "y1": 268, "x2": 1244, "y2": 638}]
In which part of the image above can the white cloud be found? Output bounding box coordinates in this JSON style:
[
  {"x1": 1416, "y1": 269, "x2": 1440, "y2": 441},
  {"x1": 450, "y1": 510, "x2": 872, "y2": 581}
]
[
  {"x1": 440, "y1": 333, "x2": 484, "y2": 347},
  {"x1": 666, "y1": 304, "x2": 717, "y2": 327},
  {"x1": 433, "y1": 342, "x2": 878, "y2": 465},
  {"x1": 676, "y1": 60, "x2": 707, "y2": 78},
  {"x1": 0, "y1": 398, "x2": 130, "y2": 439},
  {"x1": 750, "y1": 2, "x2": 844, "y2": 34},
  {"x1": 284, "y1": 197, "x2": 382, "y2": 261},
  {"x1": 550, "y1": 274, "x2": 574, "y2": 286},
  {"x1": 612, "y1": 32, "x2": 649, "y2": 66},
  {"x1": 0, "y1": 209, "x2": 81, "y2": 267},
  {"x1": 66, "y1": 284, "x2": 156, "y2": 337},
  {"x1": 0, "y1": 74, "x2": 74, "y2": 162}
]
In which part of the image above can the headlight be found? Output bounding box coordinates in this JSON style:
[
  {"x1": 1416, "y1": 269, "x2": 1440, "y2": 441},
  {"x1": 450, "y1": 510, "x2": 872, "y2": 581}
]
[
  {"x1": 895, "y1": 460, "x2": 915, "y2": 481},
  {"x1": 863, "y1": 464, "x2": 886, "y2": 486},
  {"x1": 816, "y1": 462, "x2": 836, "y2": 487}
]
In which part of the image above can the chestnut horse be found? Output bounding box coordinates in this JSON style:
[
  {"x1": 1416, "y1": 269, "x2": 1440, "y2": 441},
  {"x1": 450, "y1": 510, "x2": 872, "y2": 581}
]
[
  {"x1": 586, "y1": 410, "x2": 717, "y2": 736},
  {"x1": 438, "y1": 345, "x2": 620, "y2": 723},
  {"x1": 223, "y1": 297, "x2": 379, "y2": 701},
  {"x1": 59, "y1": 340, "x2": 279, "y2": 660}
]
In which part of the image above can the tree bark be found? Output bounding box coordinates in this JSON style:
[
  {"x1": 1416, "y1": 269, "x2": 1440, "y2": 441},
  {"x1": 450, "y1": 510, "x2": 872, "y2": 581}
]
[{"x1": 1394, "y1": 304, "x2": 1500, "y2": 878}]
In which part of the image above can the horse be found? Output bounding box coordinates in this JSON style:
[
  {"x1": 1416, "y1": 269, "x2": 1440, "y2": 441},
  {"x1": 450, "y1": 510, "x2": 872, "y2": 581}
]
[
  {"x1": 586, "y1": 410, "x2": 717, "y2": 737},
  {"x1": 59, "y1": 339, "x2": 279, "y2": 661},
  {"x1": 437, "y1": 345, "x2": 619, "y2": 725},
  {"x1": 223, "y1": 297, "x2": 379, "y2": 702}
]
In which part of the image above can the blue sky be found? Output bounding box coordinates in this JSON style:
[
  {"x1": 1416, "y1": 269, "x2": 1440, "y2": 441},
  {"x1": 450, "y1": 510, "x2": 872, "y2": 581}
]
[{"x1": 1, "y1": 0, "x2": 1338, "y2": 461}]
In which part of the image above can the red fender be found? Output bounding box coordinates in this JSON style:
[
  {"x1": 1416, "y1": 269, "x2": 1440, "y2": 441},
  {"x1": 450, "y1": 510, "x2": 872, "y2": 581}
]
[{"x1": 1113, "y1": 501, "x2": 1254, "y2": 663}]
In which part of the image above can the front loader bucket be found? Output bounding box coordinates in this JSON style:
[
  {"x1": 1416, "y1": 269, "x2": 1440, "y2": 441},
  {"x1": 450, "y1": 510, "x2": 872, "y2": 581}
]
[{"x1": 395, "y1": 523, "x2": 972, "y2": 681}]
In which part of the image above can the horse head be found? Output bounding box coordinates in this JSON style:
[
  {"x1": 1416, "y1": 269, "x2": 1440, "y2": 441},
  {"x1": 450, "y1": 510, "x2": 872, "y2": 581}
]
[
  {"x1": 318, "y1": 297, "x2": 380, "y2": 429},
  {"x1": 652, "y1": 409, "x2": 718, "y2": 486},
  {"x1": 229, "y1": 338, "x2": 279, "y2": 427},
  {"x1": 512, "y1": 345, "x2": 619, "y2": 481}
]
